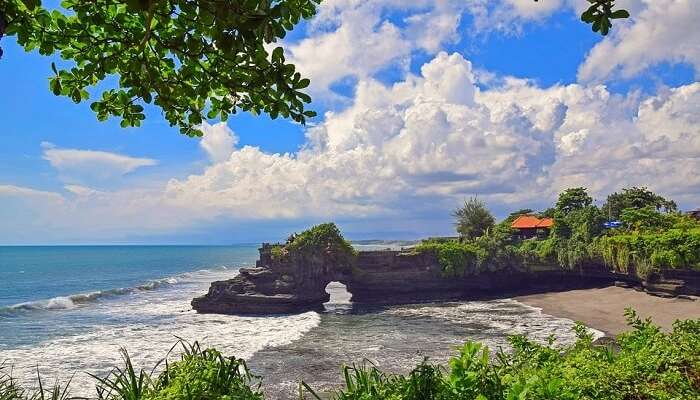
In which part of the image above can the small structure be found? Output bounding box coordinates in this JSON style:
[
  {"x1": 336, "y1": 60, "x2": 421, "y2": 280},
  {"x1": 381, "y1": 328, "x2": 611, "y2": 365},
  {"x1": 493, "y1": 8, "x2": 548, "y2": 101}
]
[
  {"x1": 687, "y1": 209, "x2": 700, "y2": 221},
  {"x1": 511, "y1": 215, "x2": 554, "y2": 239}
]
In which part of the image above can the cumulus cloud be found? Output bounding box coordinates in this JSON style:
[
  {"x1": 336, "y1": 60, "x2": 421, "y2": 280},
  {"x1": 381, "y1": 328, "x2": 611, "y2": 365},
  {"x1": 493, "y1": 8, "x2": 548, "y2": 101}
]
[
  {"x1": 198, "y1": 122, "x2": 238, "y2": 163},
  {"x1": 41, "y1": 143, "x2": 157, "y2": 183},
  {"x1": 164, "y1": 52, "x2": 700, "y2": 223},
  {"x1": 578, "y1": 0, "x2": 700, "y2": 81},
  {"x1": 285, "y1": 0, "x2": 466, "y2": 98},
  {"x1": 3, "y1": 51, "x2": 700, "y2": 242}
]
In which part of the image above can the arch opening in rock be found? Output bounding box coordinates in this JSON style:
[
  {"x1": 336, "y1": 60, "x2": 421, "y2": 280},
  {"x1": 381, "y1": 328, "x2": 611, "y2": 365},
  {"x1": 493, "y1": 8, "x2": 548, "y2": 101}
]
[{"x1": 323, "y1": 281, "x2": 352, "y2": 312}]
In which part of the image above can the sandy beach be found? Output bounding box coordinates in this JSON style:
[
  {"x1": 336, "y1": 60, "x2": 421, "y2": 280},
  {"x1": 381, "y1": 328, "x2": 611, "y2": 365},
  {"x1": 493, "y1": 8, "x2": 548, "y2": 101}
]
[{"x1": 516, "y1": 286, "x2": 700, "y2": 336}]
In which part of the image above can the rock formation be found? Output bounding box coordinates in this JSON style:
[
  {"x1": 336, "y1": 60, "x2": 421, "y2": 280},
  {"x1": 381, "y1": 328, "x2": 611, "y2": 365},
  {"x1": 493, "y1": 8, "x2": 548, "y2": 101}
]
[
  {"x1": 191, "y1": 242, "x2": 354, "y2": 314},
  {"x1": 191, "y1": 245, "x2": 618, "y2": 315},
  {"x1": 192, "y1": 224, "x2": 700, "y2": 315}
]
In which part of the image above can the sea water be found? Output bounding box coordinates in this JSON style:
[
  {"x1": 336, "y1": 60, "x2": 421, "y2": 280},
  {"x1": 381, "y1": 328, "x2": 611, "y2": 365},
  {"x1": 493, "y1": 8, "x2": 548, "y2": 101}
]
[{"x1": 0, "y1": 245, "x2": 599, "y2": 398}]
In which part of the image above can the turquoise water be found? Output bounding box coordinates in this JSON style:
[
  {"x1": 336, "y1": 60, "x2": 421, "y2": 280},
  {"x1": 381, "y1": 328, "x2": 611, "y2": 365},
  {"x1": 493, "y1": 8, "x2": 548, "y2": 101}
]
[{"x1": 0, "y1": 245, "x2": 258, "y2": 309}]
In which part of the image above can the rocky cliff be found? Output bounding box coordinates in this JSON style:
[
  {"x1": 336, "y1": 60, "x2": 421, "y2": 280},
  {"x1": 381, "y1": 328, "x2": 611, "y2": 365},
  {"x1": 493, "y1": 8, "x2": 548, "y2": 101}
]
[{"x1": 191, "y1": 245, "x2": 618, "y2": 315}]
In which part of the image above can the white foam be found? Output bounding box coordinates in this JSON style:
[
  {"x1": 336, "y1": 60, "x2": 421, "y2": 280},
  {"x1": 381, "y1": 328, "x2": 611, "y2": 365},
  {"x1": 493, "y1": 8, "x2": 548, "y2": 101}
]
[
  {"x1": 386, "y1": 298, "x2": 606, "y2": 349},
  {"x1": 1, "y1": 267, "x2": 321, "y2": 396}
]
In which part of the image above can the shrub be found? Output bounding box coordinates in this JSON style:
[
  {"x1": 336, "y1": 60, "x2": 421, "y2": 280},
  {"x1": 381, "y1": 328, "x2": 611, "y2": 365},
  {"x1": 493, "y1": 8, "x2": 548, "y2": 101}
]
[
  {"x1": 414, "y1": 240, "x2": 482, "y2": 277},
  {"x1": 453, "y1": 198, "x2": 495, "y2": 240},
  {"x1": 274, "y1": 223, "x2": 357, "y2": 267},
  {"x1": 303, "y1": 311, "x2": 700, "y2": 400},
  {"x1": 595, "y1": 229, "x2": 700, "y2": 275},
  {"x1": 149, "y1": 343, "x2": 263, "y2": 400}
]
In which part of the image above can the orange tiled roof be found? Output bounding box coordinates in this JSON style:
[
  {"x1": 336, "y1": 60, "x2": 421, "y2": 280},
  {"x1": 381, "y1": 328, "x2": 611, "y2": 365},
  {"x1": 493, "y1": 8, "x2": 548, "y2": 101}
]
[{"x1": 511, "y1": 215, "x2": 554, "y2": 229}]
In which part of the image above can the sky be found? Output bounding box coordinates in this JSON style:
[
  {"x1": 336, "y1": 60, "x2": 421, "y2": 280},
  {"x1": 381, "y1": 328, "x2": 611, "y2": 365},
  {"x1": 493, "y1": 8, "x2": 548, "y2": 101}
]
[{"x1": 1, "y1": 0, "x2": 699, "y2": 244}]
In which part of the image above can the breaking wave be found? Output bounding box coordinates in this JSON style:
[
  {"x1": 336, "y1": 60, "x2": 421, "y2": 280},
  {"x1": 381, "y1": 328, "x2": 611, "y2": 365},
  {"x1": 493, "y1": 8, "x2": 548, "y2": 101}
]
[{"x1": 0, "y1": 267, "x2": 232, "y2": 316}]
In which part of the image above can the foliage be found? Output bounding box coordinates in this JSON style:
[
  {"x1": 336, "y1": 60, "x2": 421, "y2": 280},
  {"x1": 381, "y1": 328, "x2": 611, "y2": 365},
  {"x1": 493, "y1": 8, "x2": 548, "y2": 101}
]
[
  {"x1": 603, "y1": 186, "x2": 678, "y2": 220},
  {"x1": 577, "y1": 0, "x2": 630, "y2": 35},
  {"x1": 555, "y1": 187, "x2": 593, "y2": 216},
  {"x1": 1, "y1": 341, "x2": 263, "y2": 400},
  {"x1": 416, "y1": 227, "x2": 523, "y2": 277},
  {"x1": 0, "y1": 0, "x2": 319, "y2": 135},
  {"x1": 414, "y1": 240, "x2": 482, "y2": 277},
  {"x1": 149, "y1": 342, "x2": 263, "y2": 400},
  {"x1": 595, "y1": 228, "x2": 700, "y2": 275},
  {"x1": 277, "y1": 223, "x2": 357, "y2": 267},
  {"x1": 453, "y1": 197, "x2": 495, "y2": 240},
  {"x1": 95, "y1": 341, "x2": 262, "y2": 400},
  {"x1": 1, "y1": 363, "x2": 72, "y2": 400},
  {"x1": 2, "y1": 313, "x2": 699, "y2": 400},
  {"x1": 0, "y1": 2, "x2": 630, "y2": 133},
  {"x1": 302, "y1": 312, "x2": 700, "y2": 400},
  {"x1": 620, "y1": 206, "x2": 673, "y2": 231}
]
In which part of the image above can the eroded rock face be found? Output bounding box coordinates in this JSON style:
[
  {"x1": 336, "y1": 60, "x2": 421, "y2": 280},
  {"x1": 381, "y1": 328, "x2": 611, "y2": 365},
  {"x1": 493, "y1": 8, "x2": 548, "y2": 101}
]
[
  {"x1": 192, "y1": 240, "x2": 700, "y2": 315},
  {"x1": 191, "y1": 243, "x2": 355, "y2": 314},
  {"x1": 191, "y1": 245, "x2": 618, "y2": 315}
]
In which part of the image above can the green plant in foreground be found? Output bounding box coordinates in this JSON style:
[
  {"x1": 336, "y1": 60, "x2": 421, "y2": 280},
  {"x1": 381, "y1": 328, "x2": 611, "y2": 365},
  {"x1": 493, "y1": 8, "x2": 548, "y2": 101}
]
[
  {"x1": 301, "y1": 310, "x2": 700, "y2": 400},
  {"x1": 2, "y1": 312, "x2": 699, "y2": 400}
]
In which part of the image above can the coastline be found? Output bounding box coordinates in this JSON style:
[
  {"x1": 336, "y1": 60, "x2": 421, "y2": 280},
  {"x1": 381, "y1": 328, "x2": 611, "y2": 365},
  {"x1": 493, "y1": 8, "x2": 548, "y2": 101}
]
[{"x1": 515, "y1": 286, "x2": 700, "y2": 337}]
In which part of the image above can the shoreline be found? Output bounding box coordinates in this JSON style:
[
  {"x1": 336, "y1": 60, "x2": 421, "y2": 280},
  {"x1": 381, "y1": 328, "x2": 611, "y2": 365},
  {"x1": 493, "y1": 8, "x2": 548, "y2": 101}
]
[{"x1": 515, "y1": 286, "x2": 700, "y2": 337}]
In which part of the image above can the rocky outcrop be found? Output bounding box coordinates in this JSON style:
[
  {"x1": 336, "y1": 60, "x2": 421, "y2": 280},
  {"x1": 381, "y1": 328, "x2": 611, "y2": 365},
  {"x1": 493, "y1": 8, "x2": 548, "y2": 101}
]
[
  {"x1": 191, "y1": 243, "x2": 354, "y2": 314},
  {"x1": 192, "y1": 245, "x2": 617, "y2": 315}
]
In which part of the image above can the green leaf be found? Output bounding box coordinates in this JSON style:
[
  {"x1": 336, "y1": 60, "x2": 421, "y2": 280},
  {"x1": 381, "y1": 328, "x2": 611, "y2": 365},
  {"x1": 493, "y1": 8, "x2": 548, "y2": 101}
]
[
  {"x1": 50, "y1": 79, "x2": 62, "y2": 96},
  {"x1": 611, "y1": 10, "x2": 630, "y2": 19},
  {"x1": 22, "y1": 0, "x2": 41, "y2": 11}
]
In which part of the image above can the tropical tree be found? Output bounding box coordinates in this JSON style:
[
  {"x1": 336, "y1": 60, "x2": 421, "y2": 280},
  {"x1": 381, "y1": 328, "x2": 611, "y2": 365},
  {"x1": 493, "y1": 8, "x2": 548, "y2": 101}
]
[
  {"x1": 454, "y1": 197, "x2": 496, "y2": 240},
  {"x1": 0, "y1": 0, "x2": 320, "y2": 136},
  {"x1": 0, "y1": 0, "x2": 628, "y2": 135},
  {"x1": 602, "y1": 186, "x2": 678, "y2": 220},
  {"x1": 555, "y1": 187, "x2": 593, "y2": 215}
]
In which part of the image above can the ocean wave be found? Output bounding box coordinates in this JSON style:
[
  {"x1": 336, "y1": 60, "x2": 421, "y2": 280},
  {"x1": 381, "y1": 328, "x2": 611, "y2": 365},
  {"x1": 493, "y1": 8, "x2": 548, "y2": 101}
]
[{"x1": 0, "y1": 266, "x2": 238, "y2": 316}]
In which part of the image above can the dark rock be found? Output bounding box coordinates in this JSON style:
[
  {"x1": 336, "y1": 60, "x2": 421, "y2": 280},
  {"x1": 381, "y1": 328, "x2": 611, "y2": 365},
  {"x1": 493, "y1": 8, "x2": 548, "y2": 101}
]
[{"x1": 192, "y1": 242, "x2": 700, "y2": 315}]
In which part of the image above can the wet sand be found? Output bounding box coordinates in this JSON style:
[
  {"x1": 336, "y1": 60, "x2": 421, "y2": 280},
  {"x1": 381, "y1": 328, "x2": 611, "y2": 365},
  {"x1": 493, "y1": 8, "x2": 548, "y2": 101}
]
[{"x1": 516, "y1": 286, "x2": 700, "y2": 336}]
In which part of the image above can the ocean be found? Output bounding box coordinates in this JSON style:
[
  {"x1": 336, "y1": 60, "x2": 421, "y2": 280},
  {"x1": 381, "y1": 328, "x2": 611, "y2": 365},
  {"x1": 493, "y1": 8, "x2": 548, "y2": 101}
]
[{"x1": 0, "y1": 245, "x2": 599, "y2": 398}]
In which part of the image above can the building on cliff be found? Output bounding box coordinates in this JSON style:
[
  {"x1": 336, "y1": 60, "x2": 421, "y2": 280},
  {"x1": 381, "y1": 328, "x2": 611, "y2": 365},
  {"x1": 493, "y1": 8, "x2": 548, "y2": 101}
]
[{"x1": 511, "y1": 215, "x2": 554, "y2": 239}]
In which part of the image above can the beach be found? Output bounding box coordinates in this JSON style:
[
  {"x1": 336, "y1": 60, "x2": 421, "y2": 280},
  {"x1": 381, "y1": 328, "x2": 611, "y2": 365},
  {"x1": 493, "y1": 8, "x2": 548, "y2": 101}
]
[{"x1": 516, "y1": 286, "x2": 700, "y2": 336}]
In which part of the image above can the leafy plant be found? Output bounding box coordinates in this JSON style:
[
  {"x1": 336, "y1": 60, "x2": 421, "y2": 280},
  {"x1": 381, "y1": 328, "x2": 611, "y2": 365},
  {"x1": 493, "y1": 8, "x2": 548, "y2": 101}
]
[
  {"x1": 453, "y1": 197, "x2": 496, "y2": 241},
  {"x1": 0, "y1": 0, "x2": 319, "y2": 135}
]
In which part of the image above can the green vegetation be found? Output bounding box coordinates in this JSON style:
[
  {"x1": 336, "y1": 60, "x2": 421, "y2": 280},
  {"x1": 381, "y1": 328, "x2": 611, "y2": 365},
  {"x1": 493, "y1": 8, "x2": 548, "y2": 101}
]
[
  {"x1": 597, "y1": 229, "x2": 700, "y2": 276},
  {"x1": 304, "y1": 311, "x2": 700, "y2": 400},
  {"x1": 1, "y1": 341, "x2": 264, "y2": 400},
  {"x1": 603, "y1": 187, "x2": 677, "y2": 220},
  {"x1": 0, "y1": 0, "x2": 319, "y2": 135},
  {"x1": 0, "y1": 1, "x2": 627, "y2": 133},
  {"x1": 271, "y1": 222, "x2": 357, "y2": 266},
  {"x1": 4, "y1": 313, "x2": 697, "y2": 399},
  {"x1": 453, "y1": 197, "x2": 496, "y2": 241},
  {"x1": 417, "y1": 186, "x2": 700, "y2": 278}
]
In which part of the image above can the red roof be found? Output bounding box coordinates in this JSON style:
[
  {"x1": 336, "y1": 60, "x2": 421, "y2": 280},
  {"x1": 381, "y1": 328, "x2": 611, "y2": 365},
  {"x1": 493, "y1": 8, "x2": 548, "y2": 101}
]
[{"x1": 511, "y1": 215, "x2": 554, "y2": 229}]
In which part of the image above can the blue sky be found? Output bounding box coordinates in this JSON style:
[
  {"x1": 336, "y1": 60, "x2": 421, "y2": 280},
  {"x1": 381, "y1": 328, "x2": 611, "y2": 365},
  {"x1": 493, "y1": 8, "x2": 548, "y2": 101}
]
[{"x1": 1, "y1": 0, "x2": 699, "y2": 244}]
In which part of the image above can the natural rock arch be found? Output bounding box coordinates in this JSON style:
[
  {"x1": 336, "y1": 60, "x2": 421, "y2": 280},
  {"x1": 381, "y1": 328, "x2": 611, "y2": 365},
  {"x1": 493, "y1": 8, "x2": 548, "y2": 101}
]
[{"x1": 191, "y1": 242, "x2": 356, "y2": 314}]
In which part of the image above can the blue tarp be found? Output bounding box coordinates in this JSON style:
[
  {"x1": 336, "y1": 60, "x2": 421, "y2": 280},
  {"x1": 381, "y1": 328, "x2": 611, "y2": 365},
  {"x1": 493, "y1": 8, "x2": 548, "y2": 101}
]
[{"x1": 603, "y1": 221, "x2": 623, "y2": 228}]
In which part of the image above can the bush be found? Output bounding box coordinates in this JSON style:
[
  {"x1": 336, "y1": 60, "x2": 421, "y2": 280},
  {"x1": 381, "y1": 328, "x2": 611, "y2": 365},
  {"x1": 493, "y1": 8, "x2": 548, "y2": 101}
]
[
  {"x1": 273, "y1": 223, "x2": 357, "y2": 266},
  {"x1": 414, "y1": 240, "x2": 482, "y2": 277},
  {"x1": 303, "y1": 311, "x2": 700, "y2": 400},
  {"x1": 595, "y1": 229, "x2": 700, "y2": 275},
  {"x1": 149, "y1": 343, "x2": 263, "y2": 400}
]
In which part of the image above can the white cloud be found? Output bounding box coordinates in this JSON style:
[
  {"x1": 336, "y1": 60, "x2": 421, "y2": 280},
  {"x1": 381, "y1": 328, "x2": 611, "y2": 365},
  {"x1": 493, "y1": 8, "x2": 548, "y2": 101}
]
[
  {"x1": 198, "y1": 122, "x2": 238, "y2": 163},
  {"x1": 0, "y1": 184, "x2": 64, "y2": 203},
  {"x1": 285, "y1": 0, "x2": 466, "y2": 99},
  {"x1": 163, "y1": 52, "x2": 700, "y2": 223},
  {"x1": 578, "y1": 0, "x2": 700, "y2": 81},
  {"x1": 41, "y1": 143, "x2": 157, "y2": 182}
]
